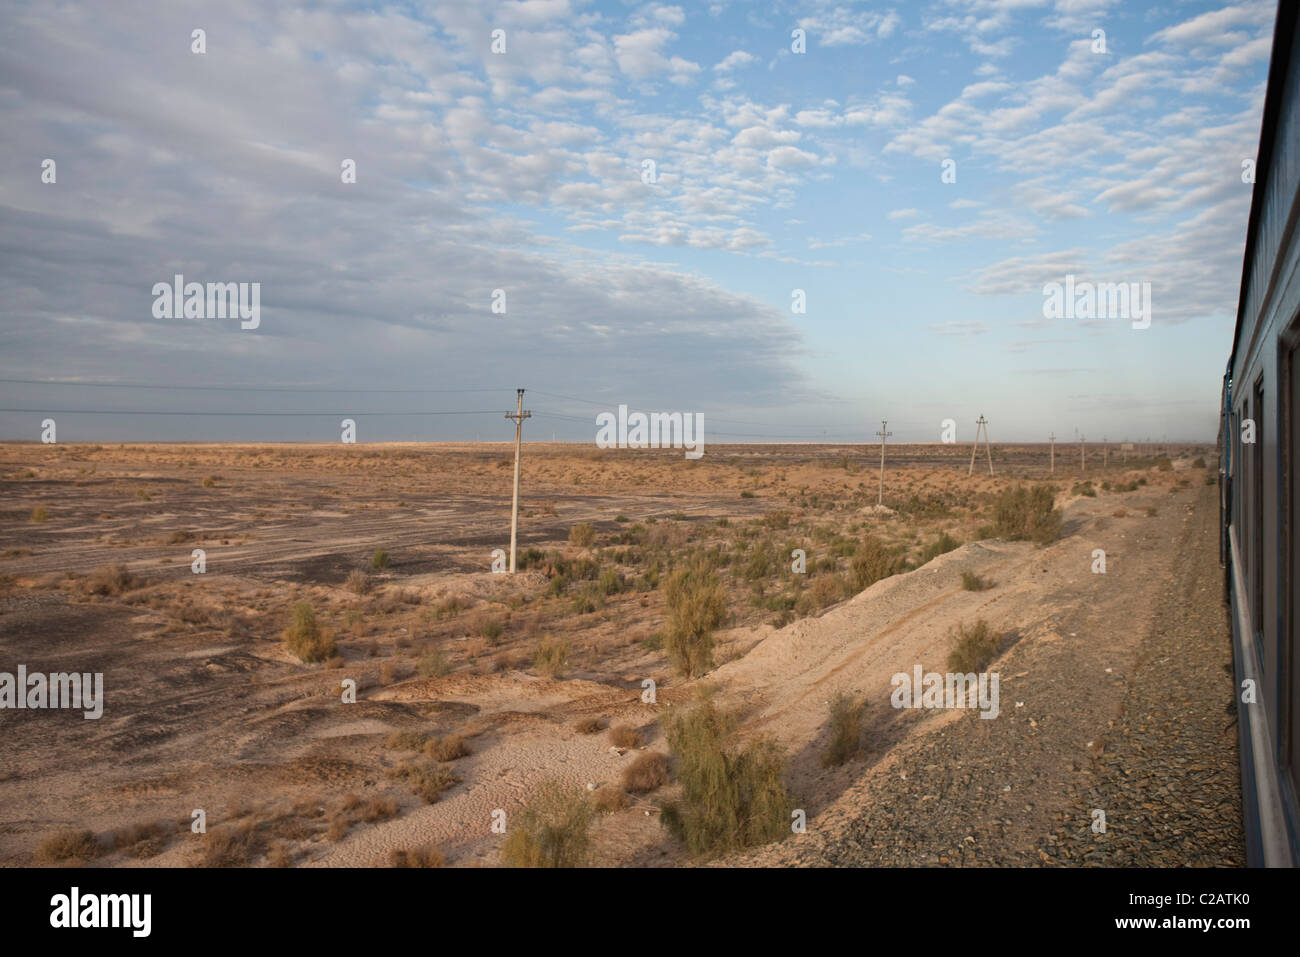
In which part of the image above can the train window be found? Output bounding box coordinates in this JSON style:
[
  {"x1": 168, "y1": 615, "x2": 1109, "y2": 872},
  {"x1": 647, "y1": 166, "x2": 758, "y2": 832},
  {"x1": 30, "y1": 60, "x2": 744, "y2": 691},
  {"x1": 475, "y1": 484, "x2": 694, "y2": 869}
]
[{"x1": 1254, "y1": 376, "x2": 1265, "y2": 642}]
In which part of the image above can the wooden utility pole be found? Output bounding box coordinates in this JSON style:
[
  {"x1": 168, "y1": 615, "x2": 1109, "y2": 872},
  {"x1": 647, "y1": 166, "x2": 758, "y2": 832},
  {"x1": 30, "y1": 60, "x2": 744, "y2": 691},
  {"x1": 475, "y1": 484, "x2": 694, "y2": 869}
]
[
  {"x1": 968, "y1": 415, "x2": 993, "y2": 476},
  {"x1": 1049, "y1": 431, "x2": 1055, "y2": 474},
  {"x1": 505, "y1": 388, "x2": 531, "y2": 573},
  {"x1": 875, "y1": 420, "x2": 892, "y2": 506}
]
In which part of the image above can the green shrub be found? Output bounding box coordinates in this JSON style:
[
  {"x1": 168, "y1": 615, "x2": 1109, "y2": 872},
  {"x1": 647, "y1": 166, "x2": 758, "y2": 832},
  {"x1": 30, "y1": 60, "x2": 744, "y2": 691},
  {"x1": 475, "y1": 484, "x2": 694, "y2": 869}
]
[
  {"x1": 918, "y1": 531, "x2": 961, "y2": 564},
  {"x1": 501, "y1": 780, "x2": 594, "y2": 867},
  {"x1": 417, "y1": 650, "x2": 451, "y2": 678},
  {"x1": 946, "y1": 620, "x2": 1001, "y2": 673},
  {"x1": 849, "y1": 534, "x2": 905, "y2": 590},
  {"x1": 663, "y1": 556, "x2": 727, "y2": 678},
  {"x1": 598, "y1": 568, "x2": 625, "y2": 595},
  {"x1": 991, "y1": 485, "x2": 1062, "y2": 545},
  {"x1": 282, "y1": 602, "x2": 337, "y2": 663},
  {"x1": 371, "y1": 549, "x2": 390, "y2": 569},
  {"x1": 660, "y1": 701, "x2": 790, "y2": 857},
  {"x1": 960, "y1": 570, "x2": 994, "y2": 591},
  {"x1": 568, "y1": 523, "x2": 595, "y2": 548},
  {"x1": 30, "y1": 505, "x2": 48, "y2": 523},
  {"x1": 533, "y1": 635, "x2": 570, "y2": 677},
  {"x1": 821, "y1": 691, "x2": 864, "y2": 767}
]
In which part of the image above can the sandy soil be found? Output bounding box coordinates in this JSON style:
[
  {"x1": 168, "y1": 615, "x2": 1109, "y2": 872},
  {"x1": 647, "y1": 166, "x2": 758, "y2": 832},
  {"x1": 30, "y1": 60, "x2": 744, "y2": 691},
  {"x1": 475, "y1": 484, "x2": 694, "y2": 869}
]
[{"x1": 0, "y1": 441, "x2": 1230, "y2": 867}]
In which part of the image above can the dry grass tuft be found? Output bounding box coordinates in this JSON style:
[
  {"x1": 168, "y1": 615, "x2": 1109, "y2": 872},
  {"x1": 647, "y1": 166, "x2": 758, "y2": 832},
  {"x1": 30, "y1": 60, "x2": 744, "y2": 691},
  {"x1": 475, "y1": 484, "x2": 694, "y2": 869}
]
[
  {"x1": 423, "y1": 735, "x2": 470, "y2": 762},
  {"x1": 621, "y1": 751, "x2": 669, "y2": 793},
  {"x1": 36, "y1": 829, "x2": 101, "y2": 865},
  {"x1": 390, "y1": 845, "x2": 445, "y2": 867},
  {"x1": 387, "y1": 759, "x2": 461, "y2": 804},
  {"x1": 86, "y1": 563, "x2": 142, "y2": 596},
  {"x1": 608, "y1": 724, "x2": 643, "y2": 748}
]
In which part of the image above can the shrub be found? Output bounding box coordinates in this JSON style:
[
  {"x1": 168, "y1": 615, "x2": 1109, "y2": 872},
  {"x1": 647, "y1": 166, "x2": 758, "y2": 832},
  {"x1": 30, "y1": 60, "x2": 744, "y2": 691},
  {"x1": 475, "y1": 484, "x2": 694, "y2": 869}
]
[
  {"x1": 390, "y1": 845, "x2": 445, "y2": 867},
  {"x1": 573, "y1": 717, "x2": 603, "y2": 735},
  {"x1": 36, "y1": 829, "x2": 100, "y2": 864},
  {"x1": 386, "y1": 730, "x2": 427, "y2": 751},
  {"x1": 533, "y1": 635, "x2": 570, "y2": 678},
  {"x1": 598, "y1": 568, "x2": 625, "y2": 596},
  {"x1": 991, "y1": 485, "x2": 1062, "y2": 545},
  {"x1": 621, "y1": 752, "x2": 669, "y2": 793},
  {"x1": 740, "y1": 490, "x2": 755, "y2": 499},
  {"x1": 327, "y1": 816, "x2": 350, "y2": 842},
  {"x1": 568, "y1": 523, "x2": 595, "y2": 548},
  {"x1": 198, "y1": 822, "x2": 263, "y2": 867},
  {"x1": 592, "y1": 786, "x2": 630, "y2": 812},
  {"x1": 822, "y1": 691, "x2": 864, "y2": 767},
  {"x1": 501, "y1": 780, "x2": 594, "y2": 868},
  {"x1": 1146, "y1": 506, "x2": 1158, "y2": 517},
  {"x1": 795, "y1": 573, "x2": 848, "y2": 616},
  {"x1": 109, "y1": 821, "x2": 169, "y2": 859},
  {"x1": 608, "y1": 724, "x2": 643, "y2": 749},
  {"x1": 359, "y1": 797, "x2": 399, "y2": 822},
  {"x1": 1192, "y1": 457, "x2": 1207, "y2": 468},
  {"x1": 946, "y1": 620, "x2": 1001, "y2": 673},
  {"x1": 849, "y1": 535, "x2": 905, "y2": 591},
  {"x1": 960, "y1": 570, "x2": 994, "y2": 591},
  {"x1": 423, "y1": 735, "x2": 470, "y2": 762},
  {"x1": 663, "y1": 556, "x2": 727, "y2": 678},
  {"x1": 86, "y1": 563, "x2": 141, "y2": 596},
  {"x1": 202, "y1": 475, "x2": 217, "y2": 488},
  {"x1": 282, "y1": 602, "x2": 337, "y2": 663},
  {"x1": 660, "y1": 701, "x2": 790, "y2": 857},
  {"x1": 918, "y1": 532, "x2": 961, "y2": 564},
  {"x1": 1155, "y1": 457, "x2": 1173, "y2": 471},
  {"x1": 467, "y1": 611, "x2": 505, "y2": 644},
  {"x1": 387, "y1": 760, "x2": 461, "y2": 803},
  {"x1": 30, "y1": 506, "x2": 48, "y2": 523},
  {"x1": 347, "y1": 570, "x2": 372, "y2": 595},
  {"x1": 371, "y1": 549, "x2": 390, "y2": 570},
  {"x1": 416, "y1": 650, "x2": 451, "y2": 678}
]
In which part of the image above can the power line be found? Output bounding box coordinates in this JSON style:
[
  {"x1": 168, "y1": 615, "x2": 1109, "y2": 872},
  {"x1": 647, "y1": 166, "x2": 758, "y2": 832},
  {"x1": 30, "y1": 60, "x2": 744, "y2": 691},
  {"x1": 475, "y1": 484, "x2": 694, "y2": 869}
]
[
  {"x1": 0, "y1": 378, "x2": 508, "y2": 395},
  {"x1": 0, "y1": 408, "x2": 506, "y2": 416}
]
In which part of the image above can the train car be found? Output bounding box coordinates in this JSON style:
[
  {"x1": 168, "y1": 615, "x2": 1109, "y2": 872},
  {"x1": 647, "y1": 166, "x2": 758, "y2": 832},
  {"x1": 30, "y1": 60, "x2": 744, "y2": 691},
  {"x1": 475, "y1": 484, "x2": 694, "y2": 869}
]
[{"x1": 1224, "y1": 0, "x2": 1300, "y2": 868}]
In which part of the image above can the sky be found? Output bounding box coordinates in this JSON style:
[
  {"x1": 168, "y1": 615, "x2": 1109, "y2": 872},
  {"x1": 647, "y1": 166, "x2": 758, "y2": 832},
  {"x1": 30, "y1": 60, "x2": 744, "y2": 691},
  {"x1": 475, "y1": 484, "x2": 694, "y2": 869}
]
[{"x1": 0, "y1": 0, "x2": 1277, "y2": 443}]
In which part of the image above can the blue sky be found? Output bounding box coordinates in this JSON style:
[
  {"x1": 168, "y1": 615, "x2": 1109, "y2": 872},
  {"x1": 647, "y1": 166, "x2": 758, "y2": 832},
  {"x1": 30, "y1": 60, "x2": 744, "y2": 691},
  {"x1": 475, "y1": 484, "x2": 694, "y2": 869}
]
[{"x1": 0, "y1": 0, "x2": 1276, "y2": 443}]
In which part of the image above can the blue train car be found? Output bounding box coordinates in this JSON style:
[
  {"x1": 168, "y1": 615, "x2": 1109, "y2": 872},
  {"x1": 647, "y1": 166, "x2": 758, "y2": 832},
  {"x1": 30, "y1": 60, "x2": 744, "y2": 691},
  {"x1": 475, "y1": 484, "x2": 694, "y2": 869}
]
[{"x1": 1225, "y1": 0, "x2": 1300, "y2": 868}]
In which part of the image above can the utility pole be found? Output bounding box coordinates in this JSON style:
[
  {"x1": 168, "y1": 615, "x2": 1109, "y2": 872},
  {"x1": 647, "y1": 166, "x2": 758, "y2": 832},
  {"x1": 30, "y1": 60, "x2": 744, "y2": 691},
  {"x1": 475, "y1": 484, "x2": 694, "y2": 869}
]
[
  {"x1": 968, "y1": 415, "x2": 993, "y2": 476},
  {"x1": 1049, "y1": 431, "x2": 1055, "y2": 474},
  {"x1": 505, "y1": 388, "x2": 531, "y2": 573},
  {"x1": 875, "y1": 420, "x2": 892, "y2": 506}
]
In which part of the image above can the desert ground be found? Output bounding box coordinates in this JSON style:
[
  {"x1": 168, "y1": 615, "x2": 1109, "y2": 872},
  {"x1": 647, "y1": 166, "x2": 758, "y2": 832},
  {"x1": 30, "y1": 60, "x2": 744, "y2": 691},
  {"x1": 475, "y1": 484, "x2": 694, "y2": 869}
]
[{"x1": 0, "y1": 440, "x2": 1242, "y2": 867}]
